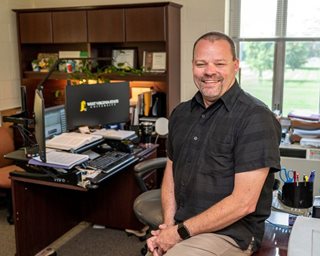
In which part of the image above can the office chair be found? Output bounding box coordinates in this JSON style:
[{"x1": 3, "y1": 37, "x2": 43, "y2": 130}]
[
  {"x1": 0, "y1": 126, "x2": 25, "y2": 224},
  {"x1": 133, "y1": 157, "x2": 166, "y2": 255},
  {"x1": 133, "y1": 157, "x2": 166, "y2": 227}
]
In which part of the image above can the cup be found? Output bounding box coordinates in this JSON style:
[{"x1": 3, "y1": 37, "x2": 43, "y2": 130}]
[
  {"x1": 66, "y1": 60, "x2": 75, "y2": 73},
  {"x1": 140, "y1": 122, "x2": 153, "y2": 145},
  {"x1": 281, "y1": 182, "x2": 313, "y2": 208}
]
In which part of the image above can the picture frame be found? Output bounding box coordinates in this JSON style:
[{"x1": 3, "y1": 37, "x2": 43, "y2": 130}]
[
  {"x1": 112, "y1": 49, "x2": 136, "y2": 69},
  {"x1": 143, "y1": 51, "x2": 166, "y2": 72}
]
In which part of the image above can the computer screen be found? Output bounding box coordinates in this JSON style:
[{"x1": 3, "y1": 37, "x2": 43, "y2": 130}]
[
  {"x1": 33, "y1": 89, "x2": 46, "y2": 162},
  {"x1": 45, "y1": 105, "x2": 67, "y2": 139},
  {"x1": 65, "y1": 82, "x2": 130, "y2": 130}
]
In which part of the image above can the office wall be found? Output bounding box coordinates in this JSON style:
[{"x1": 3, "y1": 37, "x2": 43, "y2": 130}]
[
  {"x1": 0, "y1": 0, "x2": 226, "y2": 112},
  {"x1": 0, "y1": 1, "x2": 33, "y2": 112}
]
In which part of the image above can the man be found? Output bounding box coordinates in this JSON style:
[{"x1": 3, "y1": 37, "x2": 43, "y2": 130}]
[{"x1": 147, "y1": 31, "x2": 281, "y2": 256}]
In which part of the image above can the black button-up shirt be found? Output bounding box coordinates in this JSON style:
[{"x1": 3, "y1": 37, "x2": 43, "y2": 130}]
[{"x1": 167, "y1": 81, "x2": 281, "y2": 251}]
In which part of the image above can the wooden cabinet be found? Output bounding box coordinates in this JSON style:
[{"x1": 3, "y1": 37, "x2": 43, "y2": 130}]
[
  {"x1": 88, "y1": 9, "x2": 125, "y2": 43},
  {"x1": 52, "y1": 11, "x2": 87, "y2": 43},
  {"x1": 19, "y1": 12, "x2": 52, "y2": 43},
  {"x1": 125, "y1": 7, "x2": 166, "y2": 42},
  {"x1": 14, "y1": 2, "x2": 181, "y2": 117},
  {"x1": 18, "y1": 11, "x2": 87, "y2": 44}
]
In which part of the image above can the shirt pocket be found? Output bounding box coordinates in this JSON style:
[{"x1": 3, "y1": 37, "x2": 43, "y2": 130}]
[{"x1": 200, "y1": 138, "x2": 234, "y2": 177}]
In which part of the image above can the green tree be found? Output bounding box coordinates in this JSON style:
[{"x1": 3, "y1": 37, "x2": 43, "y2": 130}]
[
  {"x1": 245, "y1": 42, "x2": 274, "y2": 78},
  {"x1": 285, "y1": 42, "x2": 309, "y2": 70}
]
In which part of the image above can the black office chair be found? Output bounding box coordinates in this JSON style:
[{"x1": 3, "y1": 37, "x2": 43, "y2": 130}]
[
  {"x1": 133, "y1": 157, "x2": 166, "y2": 228},
  {"x1": 132, "y1": 157, "x2": 166, "y2": 255}
]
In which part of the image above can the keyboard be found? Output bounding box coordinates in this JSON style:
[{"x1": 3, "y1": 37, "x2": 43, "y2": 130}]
[{"x1": 87, "y1": 151, "x2": 135, "y2": 174}]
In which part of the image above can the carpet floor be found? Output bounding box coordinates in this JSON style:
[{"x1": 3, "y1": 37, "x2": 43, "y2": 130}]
[
  {"x1": 0, "y1": 206, "x2": 146, "y2": 256},
  {"x1": 0, "y1": 207, "x2": 15, "y2": 256},
  {"x1": 57, "y1": 224, "x2": 145, "y2": 256}
]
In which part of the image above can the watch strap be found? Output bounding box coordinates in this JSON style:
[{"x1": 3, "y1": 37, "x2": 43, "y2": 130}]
[{"x1": 177, "y1": 222, "x2": 191, "y2": 240}]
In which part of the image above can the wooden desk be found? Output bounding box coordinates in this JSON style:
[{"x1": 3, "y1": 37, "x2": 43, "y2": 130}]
[{"x1": 11, "y1": 146, "x2": 157, "y2": 256}]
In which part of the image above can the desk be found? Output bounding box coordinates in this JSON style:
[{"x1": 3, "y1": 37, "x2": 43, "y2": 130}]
[{"x1": 11, "y1": 146, "x2": 157, "y2": 256}]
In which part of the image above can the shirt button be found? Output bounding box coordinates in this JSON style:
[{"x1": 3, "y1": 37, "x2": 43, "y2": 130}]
[
  {"x1": 201, "y1": 114, "x2": 206, "y2": 118},
  {"x1": 193, "y1": 136, "x2": 198, "y2": 141}
]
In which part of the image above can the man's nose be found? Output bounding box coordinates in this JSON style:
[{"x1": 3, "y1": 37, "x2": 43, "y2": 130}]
[{"x1": 204, "y1": 63, "x2": 217, "y2": 74}]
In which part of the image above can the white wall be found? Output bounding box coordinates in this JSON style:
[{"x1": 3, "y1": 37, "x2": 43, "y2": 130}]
[
  {"x1": 1, "y1": 0, "x2": 226, "y2": 111},
  {"x1": 0, "y1": 0, "x2": 33, "y2": 111}
]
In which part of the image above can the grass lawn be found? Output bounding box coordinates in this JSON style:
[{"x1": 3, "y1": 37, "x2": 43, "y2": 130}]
[{"x1": 240, "y1": 68, "x2": 319, "y2": 116}]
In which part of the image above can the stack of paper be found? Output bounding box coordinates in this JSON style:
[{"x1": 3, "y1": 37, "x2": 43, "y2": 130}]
[
  {"x1": 29, "y1": 151, "x2": 89, "y2": 169},
  {"x1": 92, "y1": 129, "x2": 136, "y2": 140}
]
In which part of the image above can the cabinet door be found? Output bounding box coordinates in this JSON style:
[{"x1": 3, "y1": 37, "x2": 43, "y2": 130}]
[
  {"x1": 19, "y1": 12, "x2": 53, "y2": 43},
  {"x1": 88, "y1": 9, "x2": 125, "y2": 42},
  {"x1": 52, "y1": 11, "x2": 87, "y2": 43},
  {"x1": 125, "y1": 7, "x2": 166, "y2": 42}
]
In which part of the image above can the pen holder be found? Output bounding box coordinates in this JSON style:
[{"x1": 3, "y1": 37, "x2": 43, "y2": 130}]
[{"x1": 282, "y1": 182, "x2": 313, "y2": 208}]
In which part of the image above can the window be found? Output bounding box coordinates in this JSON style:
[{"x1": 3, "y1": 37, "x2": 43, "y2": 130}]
[{"x1": 229, "y1": 0, "x2": 320, "y2": 116}]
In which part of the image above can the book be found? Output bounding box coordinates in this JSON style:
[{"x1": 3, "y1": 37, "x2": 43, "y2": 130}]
[
  {"x1": 46, "y1": 132, "x2": 103, "y2": 151},
  {"x1": 29, "y1": 150, "x2": 89, "y2": 169},
  {"x1": 58, "y1": 51, "x2": 88, "y2": 59}
]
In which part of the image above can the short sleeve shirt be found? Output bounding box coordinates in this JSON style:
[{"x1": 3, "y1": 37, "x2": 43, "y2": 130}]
[{"x1": 167, "y1": 81, "x2": 281, "y2": 251}]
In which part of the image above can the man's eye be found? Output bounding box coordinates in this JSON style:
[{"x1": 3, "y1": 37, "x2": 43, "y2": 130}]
[
  {"x1": 196, "y1": 63, "x2": 206, "y2": 67},
  {"x1": 215, "y1": 63, "x2": 225, "y2": 67}
]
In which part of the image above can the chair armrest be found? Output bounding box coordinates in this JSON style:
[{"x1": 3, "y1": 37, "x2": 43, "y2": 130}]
[{"x1": 134, "y1": 157, "x2": 167, "y2": 192}]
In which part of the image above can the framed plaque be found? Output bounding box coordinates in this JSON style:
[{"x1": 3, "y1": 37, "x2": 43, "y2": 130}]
[
  {"x1": 143, "y1": 51, "x2": 166, "y2": 72},
  {"x1": 112, "y1": 49, "x2": 136, "y2": 69}
]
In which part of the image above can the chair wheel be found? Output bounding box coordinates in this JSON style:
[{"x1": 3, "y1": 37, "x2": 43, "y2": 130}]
[{"x1": 7, "y1": 215, "x2": 14, "y2": 225}]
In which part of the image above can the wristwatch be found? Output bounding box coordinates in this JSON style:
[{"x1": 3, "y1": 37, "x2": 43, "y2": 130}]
[{"x1": 177, "y1": 222, "x2": 191, "y2": 240}]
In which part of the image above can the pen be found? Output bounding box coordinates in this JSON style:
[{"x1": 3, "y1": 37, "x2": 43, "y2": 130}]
[
  {"x1": 309, "y1": 170, "x2": 315, "y2": 182},
  {"x1": 303, "y1": 175, "x2": 309, "y2": 182},
  {"x1": 296, "y1": 172, "x2": 299, "y2": 186},
  {"x1": 293, "y1": 171, "x2": 297, "y2": 183}
]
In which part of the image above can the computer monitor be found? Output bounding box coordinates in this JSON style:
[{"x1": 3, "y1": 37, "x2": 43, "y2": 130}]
[
  {"x1": 44, "y1": 105, "x2": 67, "y2": 139},
  {"x1": 65, "y1": 82, "x2": 130, "y2": 130},
  {"x1": 33, "y1": 89, "x2": 46, "y2": 162}
]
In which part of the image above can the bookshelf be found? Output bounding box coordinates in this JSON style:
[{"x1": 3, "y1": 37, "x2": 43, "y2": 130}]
[{"x1": 13, "y1": 2, "x2": 182, "y2": 118}]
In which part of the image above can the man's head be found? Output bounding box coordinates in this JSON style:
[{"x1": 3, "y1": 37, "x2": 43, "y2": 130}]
[{"x1": 192, "y1": 31, "x2": 239, "y2": 107}]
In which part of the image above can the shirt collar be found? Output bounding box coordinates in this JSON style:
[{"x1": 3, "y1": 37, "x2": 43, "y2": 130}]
[{"x1": 191, "y1": 80, "x2": 241, "y2": 112}]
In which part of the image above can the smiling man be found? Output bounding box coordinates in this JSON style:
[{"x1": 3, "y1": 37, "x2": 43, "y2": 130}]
[{"x1": 146, "y1": 31, "x2": 281, "y2": 256}]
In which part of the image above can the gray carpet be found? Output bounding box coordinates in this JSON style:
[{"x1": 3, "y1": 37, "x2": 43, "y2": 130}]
[
  {"x1": 0, "y1": 207, "x2": 15, "y2": 256},
  {"x1": 0, "y1": 205, "x2": 145, "y2": 256},
  {"x1": 57, "y1": 225, "x2": 145, "y2": 256}
]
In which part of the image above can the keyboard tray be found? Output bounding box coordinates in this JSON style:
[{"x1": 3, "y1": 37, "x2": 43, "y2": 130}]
[{"x1": 87, "y1": 151, "x2": 137, "y2": 184}]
